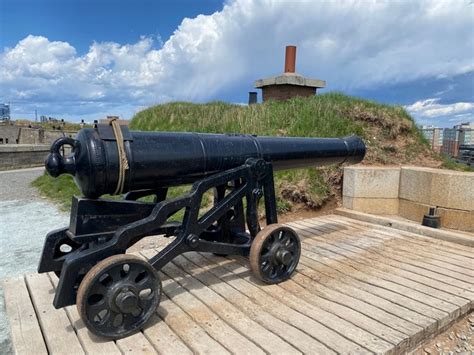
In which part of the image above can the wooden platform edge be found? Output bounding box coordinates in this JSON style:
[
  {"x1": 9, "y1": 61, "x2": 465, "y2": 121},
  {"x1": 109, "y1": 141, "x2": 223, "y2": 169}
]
[
  {"x1": 335, "y1": 208, "x2": 474, "y2": 247},
  {"x1": 2, "y1": 276, "x2": 48, "y2": 355}
]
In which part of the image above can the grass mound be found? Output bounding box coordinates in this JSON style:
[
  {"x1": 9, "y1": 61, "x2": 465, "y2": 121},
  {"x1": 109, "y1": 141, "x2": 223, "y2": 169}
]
[{"x1": 34, "y1": 92, "x2": 466, "y2": 213}]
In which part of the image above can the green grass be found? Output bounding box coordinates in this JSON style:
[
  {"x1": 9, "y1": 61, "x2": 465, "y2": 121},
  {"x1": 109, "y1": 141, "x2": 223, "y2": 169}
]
[
  {"x1": 440, "y1": 154, "x2": 474, "y2": 172},
  {"x1": 32, "y1": 173, "x2": 81, "y2": 211},
  {"x1": 33, "y1": 92, "x2": 440, "y2": 212}
]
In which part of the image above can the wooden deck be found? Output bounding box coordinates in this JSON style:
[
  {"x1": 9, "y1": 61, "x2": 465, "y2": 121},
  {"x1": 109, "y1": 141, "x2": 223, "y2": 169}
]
[{"x1": 3, "y1": 215, "x2": 473, "y2": 354}]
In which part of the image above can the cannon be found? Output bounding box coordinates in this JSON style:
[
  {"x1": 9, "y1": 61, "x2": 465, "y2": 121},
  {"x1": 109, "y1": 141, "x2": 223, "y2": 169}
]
[{"x1": 38, "y1": 121, "x2": 365, "y2": 339}]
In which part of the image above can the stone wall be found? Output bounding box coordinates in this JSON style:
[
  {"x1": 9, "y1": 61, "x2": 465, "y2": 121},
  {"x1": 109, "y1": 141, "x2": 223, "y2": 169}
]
[
  {"x1": 0, "y1": 144, "x2": 50, "y2": 170},
  {"x1": 343, "y1": 166, "x2": 474, "y2": 232},
  {"x1": 0, "y1": 126, "x2": 21, "y2": 144},
  {"x1": 0, "y1": 125, "x2": 76, "y2": 145}
]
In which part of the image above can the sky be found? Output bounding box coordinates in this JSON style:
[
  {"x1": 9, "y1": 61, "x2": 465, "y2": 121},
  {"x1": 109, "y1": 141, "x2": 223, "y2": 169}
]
[{"x1": 0, "y1": 0, "x2": 473, "y2": 127}]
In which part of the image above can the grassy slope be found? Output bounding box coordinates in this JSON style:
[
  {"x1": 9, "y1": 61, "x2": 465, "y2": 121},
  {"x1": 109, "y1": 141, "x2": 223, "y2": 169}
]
[{"x1": 33, "y1": 92, "x2": 469, "y2": 212}]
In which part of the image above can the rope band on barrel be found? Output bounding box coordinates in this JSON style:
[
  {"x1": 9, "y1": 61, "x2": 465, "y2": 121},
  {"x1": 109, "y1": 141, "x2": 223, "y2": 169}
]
[{"x1": 109, "y1": 118, "x2": 129, "y2": 195}]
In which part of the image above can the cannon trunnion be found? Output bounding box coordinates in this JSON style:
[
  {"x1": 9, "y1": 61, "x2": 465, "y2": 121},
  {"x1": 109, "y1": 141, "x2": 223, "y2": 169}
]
[{"x1": 38, "y1": 123, "x2": 365, "y2": 339}]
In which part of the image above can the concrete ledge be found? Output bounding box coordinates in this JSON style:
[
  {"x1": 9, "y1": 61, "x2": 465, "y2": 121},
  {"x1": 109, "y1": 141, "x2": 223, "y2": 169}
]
[
  {"x1": 335, "y1": 208, "x2": 474, "y2": 247},
  {"x1": 399, "y1": 199, "x2": 474, "y2": 232},
  {"x1": 255, "y1": 74, "x2": 326, "y2": 88},
  {"x1": 0, "y1": 144, "x2": 50, "y2": 152},
  {"x1": 343, "y1": 196, "x2": 399, "y2": 215},
  {"x1": 343, "y1": 166, "x2": 400, "y2": 198}
]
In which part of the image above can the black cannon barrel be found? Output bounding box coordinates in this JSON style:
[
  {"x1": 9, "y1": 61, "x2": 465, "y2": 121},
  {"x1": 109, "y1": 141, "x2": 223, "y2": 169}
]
[{"x1": 45, "y1": 127, "x2": 365, "y2": 198}]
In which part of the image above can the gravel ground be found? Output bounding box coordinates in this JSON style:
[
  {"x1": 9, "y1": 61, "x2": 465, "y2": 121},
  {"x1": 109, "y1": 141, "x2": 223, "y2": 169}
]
[
  {"x1": 0, "y1": 167, "x2": 69, "y2": 354},
  {"x1": 0, "y1": 167, "x2": 43, "y2": 201},
  {"x1": 411, "y1": 312, "x2": 473, "y2": 354}
]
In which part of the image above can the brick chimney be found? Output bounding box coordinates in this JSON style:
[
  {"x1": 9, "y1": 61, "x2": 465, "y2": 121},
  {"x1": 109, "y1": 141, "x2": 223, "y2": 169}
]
[{"x1": 254, "y1": 45, "x2": 326, "y2": 102}]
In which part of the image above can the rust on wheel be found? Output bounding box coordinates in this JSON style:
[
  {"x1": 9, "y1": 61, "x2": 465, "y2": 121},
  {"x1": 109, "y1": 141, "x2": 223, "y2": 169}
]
[
  {"x1": 250, "y1": 224, "x2": 301, "y2": 284},
  {"x1": 77, "y1": 254, "x2": 161, "y2": 339}
]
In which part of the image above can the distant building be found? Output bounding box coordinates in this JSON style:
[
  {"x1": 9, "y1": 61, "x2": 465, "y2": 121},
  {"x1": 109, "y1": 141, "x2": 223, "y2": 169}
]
[
  {"x1": 457, "y1": 144, "x2": 473, "y2": 166},
  {"x1": 0, "y1": 104, "x2": 11, "y2": 121},
  {"x1": 442, "y1": 122, "x2": 474, "y2": 157},
  {"x1": 421, "y1": 125, "x2": 444, "y2": 153}
]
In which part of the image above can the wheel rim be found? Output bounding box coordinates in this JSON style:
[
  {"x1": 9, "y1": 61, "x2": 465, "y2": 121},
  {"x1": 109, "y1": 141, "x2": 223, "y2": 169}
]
[
  {"x1": 77, "y1": 255, "x2": 161, "y2": 339},
  {"x1": 251, "y1": 225, "x2": 300, "y2": 283}
]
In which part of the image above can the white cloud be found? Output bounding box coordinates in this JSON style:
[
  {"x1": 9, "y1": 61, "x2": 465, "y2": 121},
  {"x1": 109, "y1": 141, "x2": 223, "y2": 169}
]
[
  {"x1": 1, "y1": 0, "x2": 473, "y2": 121},
  {"x1": 405, "y1": 98, "x2": 474, "y2": 117},
  {"x1": 405, "y1": 98, "x2": 474, "y2": 127}
]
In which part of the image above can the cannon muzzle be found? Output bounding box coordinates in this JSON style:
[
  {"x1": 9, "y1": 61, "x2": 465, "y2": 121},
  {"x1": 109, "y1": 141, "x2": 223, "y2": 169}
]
[{"x1": 45, "y1": 126, "x2": 365, "y2": 198}]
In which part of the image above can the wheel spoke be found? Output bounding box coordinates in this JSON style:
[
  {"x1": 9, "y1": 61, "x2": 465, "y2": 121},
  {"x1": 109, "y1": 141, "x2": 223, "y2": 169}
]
[
  {"x1": 277, "y1": 230, "x2": 284, "y2": 241},
  {"x1": 261, "y1": 251, "x2": 271, "y2": 262},
  {"x1": 126, "y1": 267, "x2": 141, "y2": 282},
  {"x1": 280, "y1": 232, "x2": 290, "y2": 245},
  {"x1": 108, "y1": 267, "x2": 123, "y2": 282},
  {"x1": 89, "y1": 282, "x2": 107, "y2": 296},
  {"x1": 87, "y1": 304, "x2": 110, "y2": 325},
  {"x1": 261, "y1": 261, "x2": 271, "y2": 273}
]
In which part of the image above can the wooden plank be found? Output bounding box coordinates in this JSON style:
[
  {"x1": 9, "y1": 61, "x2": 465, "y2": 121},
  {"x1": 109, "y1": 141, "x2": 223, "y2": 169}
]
[
  {"x1": 298, "y1": 255, "x2": 439, "y2": 336},
  {"x1": 166, "y1": 257, "x2": 300, "y2": 354},
  {"x1": 217, "y1": 256, "x2": 398, "y2": 354},
  {"x1": 24, "y1": 273, "x2": 84, "y2": 354},
  {"x1": 300, "y1": 244, "x2": 451, "y2": 319},
  {"x1": 138, "y1": 249, "x2": 217, "y2": 354},
  {"x1": 197, "y1": 253, "x2": 382, "y2": 354},
  {"x1": 298, "y1": 236, "x2": 459, "y2": 315},
  {"x1": 321, "y1": 216, "x2": 474, "y2": 277},
  {"x1": 230, "y1": 257, "x2": 412, "y2": 353},
  {"x1": 137, "y1": 249, "x2": 231, "y2": 355},
  {"x1": 142, "y1": 315, "x2": 193, "y2": 355},
  {"x1": 160, "y1": 266, "x2": 266, "y2": 355},
  {"x1": 156, "y1": 290, "x2": 230, "y2": 354},
  {"x1": 116, "y1": 332, "x2": 157, "y2": 354},
  {"x1": 287, "y1": 267, "x2": 426, "y2": 347},
  {"x1": 292, "y1": 220, "x2": 474, "y2": 301},
  {"x1": 297, "y1": 220, "x2": 474, "y2": 302},
  {"x1": 296, "y1": 219, "x2": 474, "y2": 298},
  {"x1": 295, "y1": 256, "x2": 438, "y2": 328},
  {"x1": 181, "y1": 253, "x2": 331, "y2": 354},
  {"x1": 3, "y1": 277, "x2": 48, "y2": 355},
  {"x1": 325, "y1": 215, "x2": 474, "y2": 269},
  {"x1": 48, "y1": 273, "x2": 122, "y2": 355},
  {"x1": 299, "y1": 244, "x2": 464, "y2": 329},
  {"x1": 327, "y1": 215, "x2": 474, "y2": 257}
]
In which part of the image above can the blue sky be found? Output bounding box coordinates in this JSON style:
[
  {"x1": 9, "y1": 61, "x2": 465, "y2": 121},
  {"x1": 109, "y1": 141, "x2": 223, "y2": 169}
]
[{"x1": 0, "y1": 0, "x2": 473, "y2": 127}]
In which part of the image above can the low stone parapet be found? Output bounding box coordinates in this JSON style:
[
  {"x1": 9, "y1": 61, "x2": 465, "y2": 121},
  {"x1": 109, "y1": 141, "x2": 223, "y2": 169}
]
[
  {"x1": 0, "y1": 144, "x2": 50, "y2": 171},
  {"x1": 343, "y1": 166, "x2": 474, "y2": 232}
]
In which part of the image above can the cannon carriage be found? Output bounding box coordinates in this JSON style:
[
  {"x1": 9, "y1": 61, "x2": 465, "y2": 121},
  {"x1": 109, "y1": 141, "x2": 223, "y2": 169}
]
[{"x1": 38, "y1": 121, "x2": 365, "y2": 339}]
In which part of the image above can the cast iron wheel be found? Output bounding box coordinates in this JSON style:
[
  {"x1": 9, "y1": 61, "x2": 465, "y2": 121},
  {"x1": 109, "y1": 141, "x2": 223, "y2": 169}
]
[
  {"x1": 77, "y1": 254, "x2": 161, "y2": 339},
  {"x1": 250, "y1": 224, "x2": 301, "y2": 284}
]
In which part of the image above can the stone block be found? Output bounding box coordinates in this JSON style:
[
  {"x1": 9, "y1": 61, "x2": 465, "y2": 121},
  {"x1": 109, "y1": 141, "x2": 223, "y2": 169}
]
[
  {"x1": 343, "y1": 166, "x2": 400, "y2": 198},
  {"x1": 399, "y1": 167, "x2": 433, "y2": 204},
  {"x1": 430, "y1": 170, "x2": 474, "y2": 211},
  {"x1": 398, "y1": 198, "x2": 428, "y2": 223},
  {"x1": 399, "y1": 199, "x2": 474, "y2": 232},
  {"x1": 400, "y1": 166, "x2": 474, "y2": 211},
  {"x1": 343, "y1": 196, "x2": 399, "y2": 215}
]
